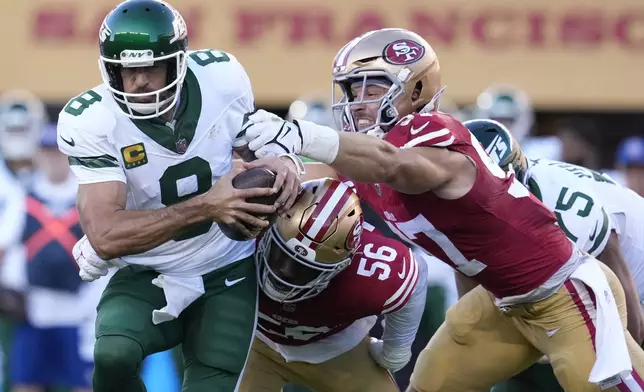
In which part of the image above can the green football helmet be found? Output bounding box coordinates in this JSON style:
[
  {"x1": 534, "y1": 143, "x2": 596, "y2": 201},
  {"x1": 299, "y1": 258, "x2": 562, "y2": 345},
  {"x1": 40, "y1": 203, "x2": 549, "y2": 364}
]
[
  {"x1": 465, "y1": 118, "x2": 529, "y2": 181},
  {"x1": 98, "y1": 0, "x2": 189, "y2": 119},
  {"x1": 474, "y1": 85, "x2": 534, "y2": 143}
]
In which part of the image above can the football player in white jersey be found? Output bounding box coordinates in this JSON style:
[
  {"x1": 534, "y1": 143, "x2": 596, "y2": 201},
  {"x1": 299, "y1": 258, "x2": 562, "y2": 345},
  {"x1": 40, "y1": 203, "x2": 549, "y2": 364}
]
[
  {"x1": 0, "y1": 89, "x2": 45, "y2": 391},
  {"x1": 469, "y1": 119, "x2": 644, "y2": 392},
  {"x1": 0, "y1": 89, "x2": 45, "y2": 188},
  {"x1": 57, "y1": 1, "x2": 301, "y2": 391},
  {"x1": 0, "y1": 89, "x2": 44, "y2": 264}
]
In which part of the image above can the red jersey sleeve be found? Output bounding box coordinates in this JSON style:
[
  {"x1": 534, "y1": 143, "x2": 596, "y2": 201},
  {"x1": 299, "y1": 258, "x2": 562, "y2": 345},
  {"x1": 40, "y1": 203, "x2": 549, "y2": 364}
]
[
  {"x1": 355, "y1": 231, "x2": 419, "y2": 315},
  {"x1": 385, "y1": 112, "x2": 470, "y2": 151}
]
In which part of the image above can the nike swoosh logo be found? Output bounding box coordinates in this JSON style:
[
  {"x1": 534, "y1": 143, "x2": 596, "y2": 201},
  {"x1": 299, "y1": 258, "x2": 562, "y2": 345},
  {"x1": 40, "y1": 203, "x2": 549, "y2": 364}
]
[
  {"x1": 589, "y1": 221, "x2": 599, "y2": 242},
  {"x1": 60, "y1": 135, "x2": 75, "y2": 147},
  {"x1": 410, "y1": 122, "x2": 430, "y2": 135},
  {"x1": 225, "y1": 277, "x2": 246, "y2": 287},
  {"x1": 398, "y1": 258, "x2": 407, "y2": 279},
  {"x1": 545, "y1": 328, "x2": 560, "y2": 337}
]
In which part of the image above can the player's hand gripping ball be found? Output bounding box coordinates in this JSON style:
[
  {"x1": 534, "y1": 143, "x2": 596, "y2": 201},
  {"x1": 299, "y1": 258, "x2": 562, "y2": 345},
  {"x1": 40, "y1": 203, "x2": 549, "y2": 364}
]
[{"x1": 218, "y1": 167, "x2": 281, "y2": 241}]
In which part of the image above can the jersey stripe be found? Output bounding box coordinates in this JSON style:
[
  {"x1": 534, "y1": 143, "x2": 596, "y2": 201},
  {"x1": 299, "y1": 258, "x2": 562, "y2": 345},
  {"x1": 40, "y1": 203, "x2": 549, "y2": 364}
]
[
  {"x1": 403, "y1": 131, "x2": 455, "y2": 149},
  {"x1": 383, "y1": 249, "x2": 419, "y2": 313},
  {"x1": 333, "y1": 31, "x2": 378, "y2": 68},
  {"x1": 297, "y1": 181, "x2": 340, "y2": 242},
  {"x1": 68, "y1": 154, "x2": 119, "y2": 168},
  {"x1": 304, "y1": 186, "x2": 354, "y2": 250},
  {"x1": 311, "y1": 188, "x2": 354, "y2": 247},
  {"x1": 587, "y1": 207, "x2": 610, "y2": 256},
  {"x1": 296, "y1": 182, "x2": 354, "y2": 250}
]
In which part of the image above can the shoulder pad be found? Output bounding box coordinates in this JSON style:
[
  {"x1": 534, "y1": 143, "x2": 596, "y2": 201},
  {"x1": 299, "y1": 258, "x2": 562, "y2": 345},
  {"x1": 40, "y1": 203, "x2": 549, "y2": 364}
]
[
  {"x1": 187, "y1": 49, "x2": 250, "y2": 97},
  {"x1": 58, "y1": 86, "x2": 117, "y2": 137}
]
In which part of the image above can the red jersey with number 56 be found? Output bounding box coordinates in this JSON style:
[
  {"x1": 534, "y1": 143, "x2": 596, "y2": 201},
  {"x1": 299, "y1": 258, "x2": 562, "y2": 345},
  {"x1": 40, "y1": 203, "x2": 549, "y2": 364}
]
[
  {"x1": 348, "y1": 112, "x2": 573, "y2": 299},
  {"x1": 258, "y1": 230, "x2": 417, "y2": 346}
]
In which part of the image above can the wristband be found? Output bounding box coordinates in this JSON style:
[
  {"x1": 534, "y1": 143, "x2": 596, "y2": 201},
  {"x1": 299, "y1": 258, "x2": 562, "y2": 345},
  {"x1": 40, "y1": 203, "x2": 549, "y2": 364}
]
[
  {"x1": 278, "y1": 153, "x2": 306, "y2": 177},
  {"x1": 295, "y1": 120, "x2": 340, "y2": 165}
]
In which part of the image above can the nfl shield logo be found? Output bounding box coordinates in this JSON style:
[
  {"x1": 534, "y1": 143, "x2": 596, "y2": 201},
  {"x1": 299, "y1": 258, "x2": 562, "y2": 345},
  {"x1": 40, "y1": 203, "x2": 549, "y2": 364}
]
[
  {"x1": 282, "y1": 303, "x2": 296, "y2": 312},
  {"x1": 374, "y1": 183, "x2": 382, "y2": 196},
  {"x1": 175, "y1": 137, "x2": 187, "y2": 154}
]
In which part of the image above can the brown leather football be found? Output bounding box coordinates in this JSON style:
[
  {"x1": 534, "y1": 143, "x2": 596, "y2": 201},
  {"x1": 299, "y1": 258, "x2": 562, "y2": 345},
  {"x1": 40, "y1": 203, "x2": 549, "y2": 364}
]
[{"x1": 218, "y1": 167, "x2": 281, "y2": 241}]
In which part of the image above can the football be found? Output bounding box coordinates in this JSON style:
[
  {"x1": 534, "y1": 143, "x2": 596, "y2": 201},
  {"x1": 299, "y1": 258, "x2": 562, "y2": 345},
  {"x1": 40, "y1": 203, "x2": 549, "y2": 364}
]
[{"x1": 218, "y1": 167, "x2": 281, "y2": 241}]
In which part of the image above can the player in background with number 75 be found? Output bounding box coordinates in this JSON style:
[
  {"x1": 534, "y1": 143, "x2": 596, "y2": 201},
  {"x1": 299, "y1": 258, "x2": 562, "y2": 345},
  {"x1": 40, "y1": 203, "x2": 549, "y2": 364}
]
[
  {"x1": 56, "y1": 1, "x2": 300, "y2": 392},
  {"x1": 239, "y1": 28, "x2": 644, "y2": 391},
  {"x1": 239, "y1": 178, "x2": 427, "y2": 392},
  {"x1": 468, "y1": 119, "x2": 644, "y2": 392}
]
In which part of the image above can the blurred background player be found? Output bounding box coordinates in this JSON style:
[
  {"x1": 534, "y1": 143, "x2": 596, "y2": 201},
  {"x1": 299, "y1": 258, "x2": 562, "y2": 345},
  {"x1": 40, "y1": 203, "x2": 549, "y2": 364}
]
[
  {"x1": 0, "y1": 90, "x2": 46, "y2": 188},
  {"x1": 4, "y1": 124, "x2": 91, "y2": 392},
  {"x1": 615, "y1": 136, "x2": 644, "y2": 197},
  {"x1": 240, "y1": 178, "x2": 426, "y2": 392},
  {"x1": 0, "y1": 89, "x2": 47, "y2": 392},
  {"x1": 474, "y1": 84, "x2": 563, "y2": 161}
]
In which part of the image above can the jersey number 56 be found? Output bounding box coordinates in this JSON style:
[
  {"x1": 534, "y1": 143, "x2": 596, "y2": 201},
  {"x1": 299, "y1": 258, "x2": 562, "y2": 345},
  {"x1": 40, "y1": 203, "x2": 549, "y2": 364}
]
[{"x1": 356, "y1": 244, "x2": 398, "y2": 280}]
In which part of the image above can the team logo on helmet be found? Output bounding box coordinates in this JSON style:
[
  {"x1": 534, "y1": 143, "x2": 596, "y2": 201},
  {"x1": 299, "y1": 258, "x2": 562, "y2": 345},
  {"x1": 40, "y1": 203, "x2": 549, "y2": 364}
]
[
  {"x1": 99, "y1": 21, "x2": 112, "y2": 43},
  {"x1": 383, "y1": 39, "x2": 425, "y2": 65},
  {"x1": 346, "y1": 217, "x2": 363, "y2": 250},
  {"x1": 169, "y1": 10, "x2": 188, "y2": 43},
  {"x1": 294, "y1": 245, "x2": 309, "y2": 257}
]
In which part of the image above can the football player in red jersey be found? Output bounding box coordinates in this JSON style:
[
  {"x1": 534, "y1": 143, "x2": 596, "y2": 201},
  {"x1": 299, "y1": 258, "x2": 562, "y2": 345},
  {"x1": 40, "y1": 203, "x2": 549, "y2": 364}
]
[
  {"x1": 238, "y1": 28, "x2": 644, "y2": 391},
  {"x1": 239, "y1": 178, "x2": 426, "y2": 392}
]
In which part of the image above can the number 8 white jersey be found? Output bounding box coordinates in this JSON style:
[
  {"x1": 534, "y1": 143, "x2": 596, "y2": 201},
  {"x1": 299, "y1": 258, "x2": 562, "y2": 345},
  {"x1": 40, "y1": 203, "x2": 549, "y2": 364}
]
[{"x1": 57, "y1": 49, "x2": 255, "y2": 275}]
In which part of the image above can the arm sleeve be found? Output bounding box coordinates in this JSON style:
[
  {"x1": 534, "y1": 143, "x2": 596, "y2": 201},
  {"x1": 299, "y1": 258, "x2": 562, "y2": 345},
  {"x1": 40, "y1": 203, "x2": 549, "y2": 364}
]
[
  {"x1": 381, "y1": 253, "x2": 427, "y2": 355},
  {"x1": 57, "y1": 113, "x2": 126, "y2": 185}
]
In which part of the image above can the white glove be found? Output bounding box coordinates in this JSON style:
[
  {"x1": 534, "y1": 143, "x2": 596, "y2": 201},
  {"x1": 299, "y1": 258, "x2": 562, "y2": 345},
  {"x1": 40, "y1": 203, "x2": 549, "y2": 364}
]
[
  {"x1": 368, "y1": 337, "x2": 411, "y2": 373},
  {"x1": 241, "y1": 110, "x2": 303, "y2": 158},
  {"x1": 73, "y1": 235, "x2": 124, "y2": 282}
]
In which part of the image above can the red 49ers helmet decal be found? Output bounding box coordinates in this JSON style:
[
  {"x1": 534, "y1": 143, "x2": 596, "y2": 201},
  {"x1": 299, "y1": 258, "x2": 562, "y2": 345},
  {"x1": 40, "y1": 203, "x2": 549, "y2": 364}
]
[
  {"x1": 346, "y1": 216, "x2": 364, "y2": 251},
  {"x1": 383, "y1": 39, "x2": 426, "y2": 65}
]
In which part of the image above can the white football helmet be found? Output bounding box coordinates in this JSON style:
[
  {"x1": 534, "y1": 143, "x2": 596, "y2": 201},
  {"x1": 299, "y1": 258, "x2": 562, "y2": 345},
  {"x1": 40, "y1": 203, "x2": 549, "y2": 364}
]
[{"x1": 0, "y1": 89, "x2": 46, "y2": 161}]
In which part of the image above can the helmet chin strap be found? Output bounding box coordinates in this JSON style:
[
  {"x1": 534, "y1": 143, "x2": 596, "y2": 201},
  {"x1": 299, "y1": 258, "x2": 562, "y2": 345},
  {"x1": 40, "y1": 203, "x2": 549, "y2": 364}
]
[
  {"x1": 262, "y1": 277, "x2": 291, "y2": 302},
  {"x1": 127, "y1": 95, "x2": 175, "y2": 115}
]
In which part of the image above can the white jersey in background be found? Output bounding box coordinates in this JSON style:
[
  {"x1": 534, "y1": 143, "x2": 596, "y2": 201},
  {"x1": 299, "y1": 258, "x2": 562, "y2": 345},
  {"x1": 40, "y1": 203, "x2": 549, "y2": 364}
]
[
  {"x1": 521, "y1": 135, "x2": 562, "y2": 162},
  {"x1": 522, "y1": 159, "x2": 644, "y2": 301},
  {"x1": 0, "y1": 162, "x2": 25, "y2": 253},
  {"x1": 57, "y1": 50, "x2": 255, "y2": 277}
]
